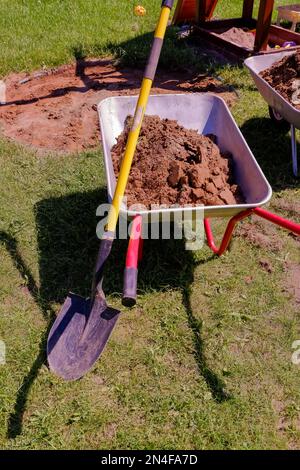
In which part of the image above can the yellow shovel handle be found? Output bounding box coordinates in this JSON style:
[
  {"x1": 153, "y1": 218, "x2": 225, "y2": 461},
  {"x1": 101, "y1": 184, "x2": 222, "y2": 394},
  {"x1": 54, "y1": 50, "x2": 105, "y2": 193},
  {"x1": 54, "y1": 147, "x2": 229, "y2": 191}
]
[{"x1": 106, "y1": 3, "x2": 173, "y2": 233}]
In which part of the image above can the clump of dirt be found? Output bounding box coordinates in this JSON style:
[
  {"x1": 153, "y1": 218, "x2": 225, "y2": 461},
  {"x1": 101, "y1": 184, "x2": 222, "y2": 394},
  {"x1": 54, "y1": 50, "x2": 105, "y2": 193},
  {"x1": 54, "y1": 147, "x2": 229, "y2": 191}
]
[
  {"x1": 0, "y1": 59, "x2": 236, "y2": 154},
  {"x1": 178, "y1": 74, "x2": 227, "y2": 93},
  {"x1": 177, "y1": 74, "x2": 236, "y2": 106},
  {"x1": 218, "y1": 27, "x2": 257, "y2": 50},
  {"x1": 259, "y1": 258, "x2": 273, "y2": 274},
  {"x1": 260, "y1": 51, "x2": 300, "y2": 109},
  {"x1": 111, "y1": 115, "x2": 244, "y2": 208}
]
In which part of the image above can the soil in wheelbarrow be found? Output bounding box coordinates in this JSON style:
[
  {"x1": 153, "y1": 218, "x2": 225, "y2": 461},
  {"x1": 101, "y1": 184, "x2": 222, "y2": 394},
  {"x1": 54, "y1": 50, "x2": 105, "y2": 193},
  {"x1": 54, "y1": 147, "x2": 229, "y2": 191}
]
[
  {"x1": 111, "y1": 115, "x2": 245, "y2": 208},
  {"x1": 260, "y1": 51, "x2": 300, "y2": 109}
]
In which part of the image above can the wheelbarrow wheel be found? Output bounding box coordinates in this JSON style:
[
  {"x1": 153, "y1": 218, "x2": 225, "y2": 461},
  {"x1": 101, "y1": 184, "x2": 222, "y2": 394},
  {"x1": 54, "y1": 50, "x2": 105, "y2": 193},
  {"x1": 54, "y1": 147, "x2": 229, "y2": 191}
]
[{"x1": 268, "y1": 107, "x2": 290, "y2": 132}]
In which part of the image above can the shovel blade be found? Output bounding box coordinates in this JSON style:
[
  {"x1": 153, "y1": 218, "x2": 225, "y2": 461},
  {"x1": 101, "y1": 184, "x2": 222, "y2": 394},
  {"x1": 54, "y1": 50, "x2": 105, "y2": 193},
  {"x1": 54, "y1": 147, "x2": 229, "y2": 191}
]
[{"x1": 47, "y1": 293, "x2": 120, "y2": 381}]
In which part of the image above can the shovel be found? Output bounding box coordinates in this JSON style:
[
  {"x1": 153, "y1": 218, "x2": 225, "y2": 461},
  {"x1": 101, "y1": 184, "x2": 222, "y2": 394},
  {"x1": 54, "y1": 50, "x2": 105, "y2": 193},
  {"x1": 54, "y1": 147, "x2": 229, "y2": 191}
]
[{"x1": 47, "y1": 0, "x2": 175, "y2": 381}]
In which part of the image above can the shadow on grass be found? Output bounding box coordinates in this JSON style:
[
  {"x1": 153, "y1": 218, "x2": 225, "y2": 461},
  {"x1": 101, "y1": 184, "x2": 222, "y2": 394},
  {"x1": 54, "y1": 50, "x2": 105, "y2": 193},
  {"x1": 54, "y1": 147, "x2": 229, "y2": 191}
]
[
  {"x1": 5, "y1": 188, "x2": 109, "y2": 438},
  {"x1": 0, "y1": 231, "x2": 56, "y2": 438},
  {"x1": 75, "y1": 27, "x2": 217, "y2": 74},
  {"x1": 240, "y1": 117, "x2": 300, "y2": 190},
  {"x1": 0, "y1": 28, "x2": 239, "y2": 111},
  {"x1": 123, "y1": 235, "x2": 230, "y2": 403},
  {"x1": 183, "y1": 282, "x2": 230, "y2": 403},
  {"x1": 5, "y1": 187, "x2": 229, "y2": 437}
]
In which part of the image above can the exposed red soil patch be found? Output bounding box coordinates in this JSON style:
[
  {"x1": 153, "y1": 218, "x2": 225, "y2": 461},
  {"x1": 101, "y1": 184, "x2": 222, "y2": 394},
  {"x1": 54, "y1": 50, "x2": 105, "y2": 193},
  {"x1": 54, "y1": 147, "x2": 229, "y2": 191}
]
[
  {"x1": 111, "y1": 115, "x2": 244, "y2": 208},
  {"x1": 177, "y1": 74, "x2": 231, "y2": 93},
  {"x1": 237, "y1": 216, "x2": 284, "y2": 252},
  {"x1": 273, "y1": 198, "x2": 300, "y2": 216},
  {"x1": 261, "y1": 51, "x2": 300, "y2": 109},
  {"x1": 273, "y1": 199, "x2": 300, "y2": 244},
  {"x1": 0, "y1": 58, "x2": 235, "y2": 154}
]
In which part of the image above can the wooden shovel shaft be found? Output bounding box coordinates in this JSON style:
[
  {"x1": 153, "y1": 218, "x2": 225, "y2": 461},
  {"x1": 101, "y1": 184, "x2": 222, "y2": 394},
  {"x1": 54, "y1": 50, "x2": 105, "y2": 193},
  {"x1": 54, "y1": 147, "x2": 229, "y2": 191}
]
[{"x1": 106, "y1": 2, "x2": 174, "y2": 233}]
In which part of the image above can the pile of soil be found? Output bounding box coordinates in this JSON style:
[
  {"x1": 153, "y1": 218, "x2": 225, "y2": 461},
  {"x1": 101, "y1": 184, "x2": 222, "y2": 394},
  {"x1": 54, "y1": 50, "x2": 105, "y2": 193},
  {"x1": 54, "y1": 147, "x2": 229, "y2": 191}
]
[
  {"x1": 260, "y1": 51, "x2": 300, "y2": 109},
  {"x1": 218, "y1": 27, "x2": 256, "y2": 50},
  {"x1": 111, "y1": 115, "x2": 244, "y2": 208}
]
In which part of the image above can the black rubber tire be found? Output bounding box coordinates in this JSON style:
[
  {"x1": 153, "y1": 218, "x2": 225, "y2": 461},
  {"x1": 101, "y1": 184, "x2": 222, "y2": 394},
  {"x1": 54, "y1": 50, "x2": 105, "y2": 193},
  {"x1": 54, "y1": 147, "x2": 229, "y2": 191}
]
[{"x1": 268, "y1": 106, "x2": 290, "y2": 132}]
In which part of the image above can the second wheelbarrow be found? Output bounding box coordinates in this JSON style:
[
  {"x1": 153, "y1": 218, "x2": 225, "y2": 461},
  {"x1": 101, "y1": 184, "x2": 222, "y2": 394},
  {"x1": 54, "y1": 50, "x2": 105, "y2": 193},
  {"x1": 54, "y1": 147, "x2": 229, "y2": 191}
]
[{"x1": 245, "y1": 50, "x2": 300, "y2": 177}]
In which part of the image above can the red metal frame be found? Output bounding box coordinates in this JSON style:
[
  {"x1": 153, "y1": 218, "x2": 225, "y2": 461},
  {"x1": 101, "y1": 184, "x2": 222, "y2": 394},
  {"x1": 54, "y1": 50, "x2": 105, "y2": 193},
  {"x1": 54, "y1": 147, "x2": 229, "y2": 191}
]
[
  {"x1": 125, "y1": 215, "x2": 143, "y2": 270},
  {"x1": 253, "y1": 207, "x2": 300, "y2": 235},
  {"x1": 127, "y1": 208, "x2": 300, "y2": 262},
  {"x1": 124, "y1": 209, "x2": 300, "y2": 306},
  {"x1": 204, "y1": 209, "x2": 254, "y2": 255},
  {"x1": 204, "y1": 207, "x2": 300, "y2": 256}
]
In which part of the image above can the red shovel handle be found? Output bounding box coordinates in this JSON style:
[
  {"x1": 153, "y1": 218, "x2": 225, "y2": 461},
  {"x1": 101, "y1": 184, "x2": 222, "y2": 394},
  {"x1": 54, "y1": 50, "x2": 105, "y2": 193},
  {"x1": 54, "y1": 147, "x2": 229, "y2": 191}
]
[{"x1": 122, "y1": 216, "x2": 143, "y2": 307}]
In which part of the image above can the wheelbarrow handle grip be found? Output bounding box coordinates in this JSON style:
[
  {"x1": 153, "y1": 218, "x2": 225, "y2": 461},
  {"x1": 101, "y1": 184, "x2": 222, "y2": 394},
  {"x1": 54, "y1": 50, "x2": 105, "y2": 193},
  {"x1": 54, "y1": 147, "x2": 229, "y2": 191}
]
[
  {"x1": 123, "y1": 267, "x2": 138, "y2": 308},
  {"x1": 122, "y1": 216, "x2": 143, "y2": 307}
]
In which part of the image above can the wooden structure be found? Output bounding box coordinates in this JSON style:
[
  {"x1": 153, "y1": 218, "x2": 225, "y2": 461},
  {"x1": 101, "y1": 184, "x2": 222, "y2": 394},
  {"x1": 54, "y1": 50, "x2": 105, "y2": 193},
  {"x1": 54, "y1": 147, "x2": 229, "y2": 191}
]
[
  {"x1": 173, "y1": 0, "x2": 300, "y2": 56},
  {"x1": 277, "y1": 4, "x2": 300, "y2": 32},
  {"x1": 173, "y1": 0, "x2": 217, "y2": 23}
]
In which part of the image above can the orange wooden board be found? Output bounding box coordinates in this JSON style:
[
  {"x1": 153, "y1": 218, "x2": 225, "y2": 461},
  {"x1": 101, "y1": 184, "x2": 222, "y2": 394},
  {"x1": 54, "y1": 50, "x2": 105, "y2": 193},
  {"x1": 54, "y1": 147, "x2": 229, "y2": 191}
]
[
  {"x1": 173, "y1": 0, "x2": 197, "y2": 23},
  {"x1": 173, "y1": 0, "x2": 218, "y2": 24}
]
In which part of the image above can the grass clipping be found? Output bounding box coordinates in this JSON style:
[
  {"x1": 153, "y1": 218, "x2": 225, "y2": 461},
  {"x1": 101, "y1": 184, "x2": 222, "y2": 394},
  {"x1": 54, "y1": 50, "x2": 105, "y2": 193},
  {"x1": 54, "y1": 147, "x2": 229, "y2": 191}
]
[{"x1": 111, "y1": 115, "x2": 244, "y2": 209}]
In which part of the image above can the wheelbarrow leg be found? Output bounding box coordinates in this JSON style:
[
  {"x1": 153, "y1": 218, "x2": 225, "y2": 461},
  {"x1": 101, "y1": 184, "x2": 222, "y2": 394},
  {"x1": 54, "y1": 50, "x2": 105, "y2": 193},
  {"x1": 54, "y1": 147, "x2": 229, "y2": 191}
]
[
  {"x1": 122, "y1": 215, "x2": 143, "y2": 307},
  {"x1": 253, "y1": 207, "x2": 300, "y2": 236},
  {"x1": 204, "y1": 206, "x2": 300, "y2": 258},
  {"x1": 291, "y1": 124, "x2": 298, "y2": 177},
  {"x1": 204, "y1": 209, "x2": 254, "y2": 256}
]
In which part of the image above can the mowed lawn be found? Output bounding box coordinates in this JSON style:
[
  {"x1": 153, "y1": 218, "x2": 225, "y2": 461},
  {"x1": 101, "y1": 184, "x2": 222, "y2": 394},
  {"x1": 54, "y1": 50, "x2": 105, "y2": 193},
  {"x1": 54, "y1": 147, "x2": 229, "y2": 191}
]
[{"x1": 0, "y1": 0, "x2": 300, "y2": 450}]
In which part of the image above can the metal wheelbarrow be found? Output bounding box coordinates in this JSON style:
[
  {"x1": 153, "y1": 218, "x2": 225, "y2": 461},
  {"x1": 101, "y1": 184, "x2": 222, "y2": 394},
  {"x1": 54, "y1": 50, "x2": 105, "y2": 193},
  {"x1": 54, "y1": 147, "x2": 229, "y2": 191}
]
[
  {"x1": 99, "y1": 93, "x2": 300, "y2": 307},
  {"x1": 245, "y1": 50, "x2": 300, "y2": 177}
]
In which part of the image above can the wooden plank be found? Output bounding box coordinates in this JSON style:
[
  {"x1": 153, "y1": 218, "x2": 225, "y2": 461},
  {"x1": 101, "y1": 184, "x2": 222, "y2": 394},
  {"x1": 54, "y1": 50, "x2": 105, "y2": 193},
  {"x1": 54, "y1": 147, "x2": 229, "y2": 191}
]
[
  {"x1": 173, "y1": 0, "x2": 197, "y2": 24},
  {"x1": 269, "y1": 24, "x2": 300, "y2": 45},
  {"x1": 173, "y1": 0, "x2": 218, "y2": 24},
  {"x1": 194, "y1": 25, "x2": 251, "y2": 58},
  {"x1": 198, "y1": 17, "x2": 256, "y2": 31},
  {"x1": 242, "y1": 0, "x2": 255, "y2": 20},
  {"x1": 254, "y1": 0, "x2": 275, "y2": 52},
  {"x1": 198, "y1": 0, "x2": 219, "y2": 21}
]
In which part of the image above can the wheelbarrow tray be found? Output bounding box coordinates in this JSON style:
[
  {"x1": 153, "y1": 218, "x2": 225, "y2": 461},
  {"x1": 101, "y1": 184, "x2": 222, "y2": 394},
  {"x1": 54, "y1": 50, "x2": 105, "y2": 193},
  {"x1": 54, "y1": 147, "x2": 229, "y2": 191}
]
[
  {"x1": 98, "y1": 93, "x2": 271, "y2": 219},
  {"x1": 245, "y1": 50, "x2": 300, "y2": 128}
]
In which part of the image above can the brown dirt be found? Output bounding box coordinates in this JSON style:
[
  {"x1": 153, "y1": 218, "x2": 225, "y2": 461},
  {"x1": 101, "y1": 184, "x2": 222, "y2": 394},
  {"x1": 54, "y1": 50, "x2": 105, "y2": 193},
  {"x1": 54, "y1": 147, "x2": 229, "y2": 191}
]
[
  {"x1": 177, "y1": 74, "x2": 231, "y2": 93},
  {"x1": 218, "y1": 27, "x2": 257, "y2": 51},
  {"x1": 273, "y1": 199, "x2": 300, "y2": 244},
  {"x1": 111, "y1": 115, "x2": 244, "y2": 208},
  {"x1": 237, "y1": 216, "x2": 284, "y2": 252},
  {"x1": 273, "y1": 198, "x2": 300, "y2": 216},
  {"x1": 259, "y1": 258, "x2": 274, "y2": 274},
  {"x1": 261, "y1": 51, "x2": 300, "y2": 109},
  {"x1": 0, "y1": 58, "x2": 235, "y2": 154}
]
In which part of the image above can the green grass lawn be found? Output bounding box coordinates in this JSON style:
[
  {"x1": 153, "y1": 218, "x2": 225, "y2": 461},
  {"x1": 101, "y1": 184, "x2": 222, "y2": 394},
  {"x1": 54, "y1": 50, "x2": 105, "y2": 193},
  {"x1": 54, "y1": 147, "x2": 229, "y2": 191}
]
[{"x1": 0, "y1": 0, "x2": 300, "y2": 450}]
